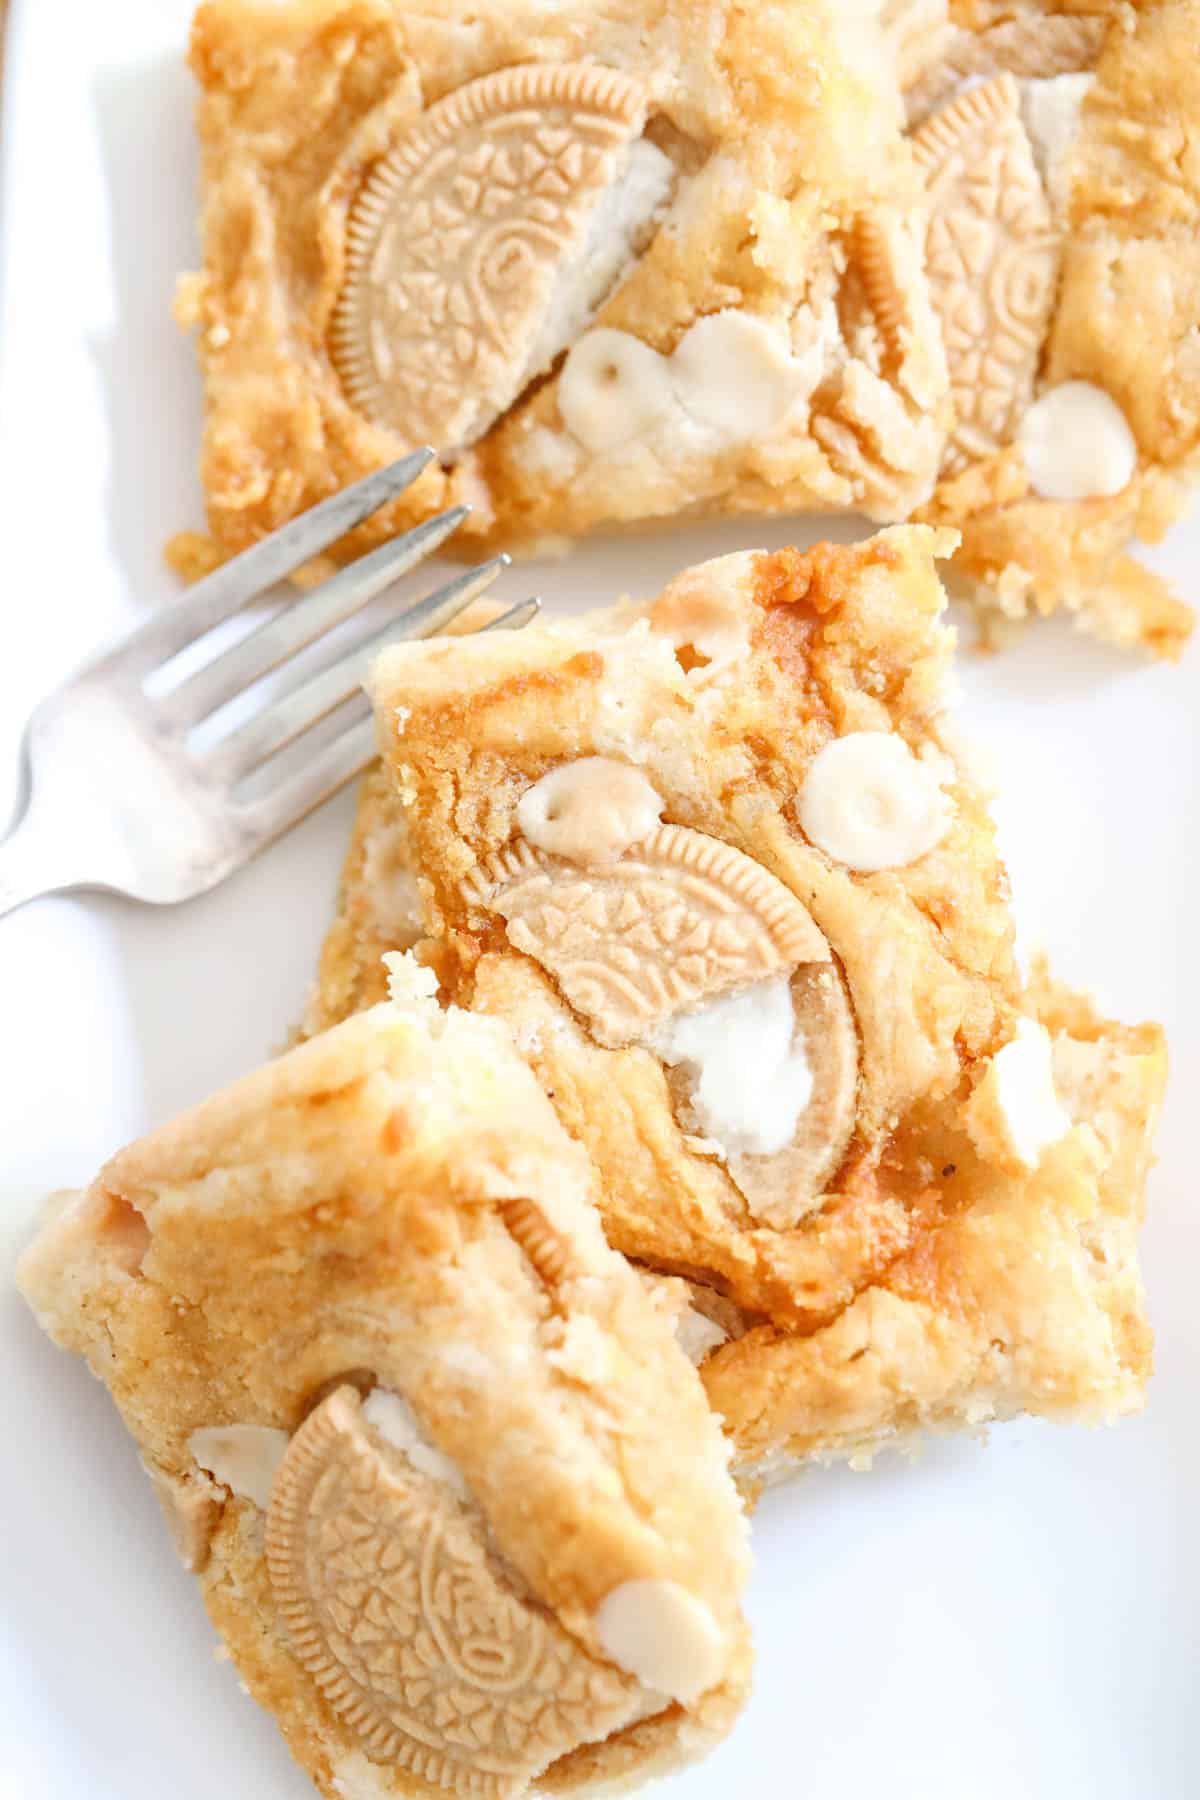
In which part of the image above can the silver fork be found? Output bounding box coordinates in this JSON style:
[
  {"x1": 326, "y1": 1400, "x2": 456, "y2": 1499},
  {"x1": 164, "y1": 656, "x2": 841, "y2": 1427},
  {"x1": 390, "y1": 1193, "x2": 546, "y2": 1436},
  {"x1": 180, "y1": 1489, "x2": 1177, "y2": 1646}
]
[{"x1": 0, "y1": 450, "x2": 536, "y2": 919}]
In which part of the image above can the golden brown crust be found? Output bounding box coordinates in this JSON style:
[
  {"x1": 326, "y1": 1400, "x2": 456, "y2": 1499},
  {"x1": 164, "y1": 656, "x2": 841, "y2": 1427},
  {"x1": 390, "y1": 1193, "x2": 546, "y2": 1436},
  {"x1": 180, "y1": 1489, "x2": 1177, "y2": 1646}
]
[
  {"x1": 18, "y1": 984, "x2": 751, "y2": 1796},
  {"x1": 325, "y1": 528, "x2": 1162, "y2": 1470}
]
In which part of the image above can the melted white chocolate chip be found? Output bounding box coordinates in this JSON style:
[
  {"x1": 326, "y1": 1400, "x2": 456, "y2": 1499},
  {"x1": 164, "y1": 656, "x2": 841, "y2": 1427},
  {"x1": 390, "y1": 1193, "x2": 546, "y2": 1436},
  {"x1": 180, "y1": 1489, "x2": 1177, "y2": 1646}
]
[
  {"x1": 595, "y1": 1578, "x2": 724, "y2": 1704},
  {"x1": 986, "y1": 1018, "x2": 1072, "y2": 1169},
  {"x1": 516, "y1": 757, "x2": 663, "y2": 865},
  {"x1": 797, "y1": 732, "x2": 952, "y2": 872},
  {"x1": 189, "y1": 1424, "x2": 290, "y2": 1509},
  {"x1": 645, "y1": 976, "x2": 813, "y2": 1158},
  {"x1": 557, "y1": 328, "x2": 678, "y2": 452},
  {"x1": 670, "y1": 312, "x2": 822, "y2": 437},
  {"x1": 558, "y1": 310, "x2": 822, "y2": 454},
  {"x1": 1018, "y1": 382, "x2": 1137, "y2": 501}
]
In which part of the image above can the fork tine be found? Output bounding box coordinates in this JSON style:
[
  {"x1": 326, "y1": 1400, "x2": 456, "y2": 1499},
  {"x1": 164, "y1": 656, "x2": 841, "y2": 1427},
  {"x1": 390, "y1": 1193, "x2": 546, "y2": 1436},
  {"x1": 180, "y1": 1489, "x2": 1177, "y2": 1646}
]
[
  {"x1": 108, "y1": 450, "x2": 436, "y2": 673},
  {"x1": 481, "y1": 597, "x2": 542, "y2": 631},
  {"x1": 378, "y1": 555, "x2": 512, "y2": 645},
  {"x1": 236, "y1": 716, "x2": 381, "y2": 846},
  {"x1": 206, "y1": 556, "x2": 512, "y2": 782},
  {"x1": 232, "y1": 585, "x2": 538, "y2": 842},
  {"x1": 162, "y1": 505, "x2": 470, "y2": 729}
]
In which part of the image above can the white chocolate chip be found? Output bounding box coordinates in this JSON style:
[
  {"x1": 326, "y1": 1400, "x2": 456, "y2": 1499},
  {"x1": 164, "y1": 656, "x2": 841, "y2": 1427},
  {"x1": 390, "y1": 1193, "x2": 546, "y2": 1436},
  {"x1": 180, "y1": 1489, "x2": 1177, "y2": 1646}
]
[
  {"x1": 645, "y1": 976, "x2": 813, "y2": 1159},
  {"x1": 189, "y1": 1424, "x2": 290, "y2": 1509},
  {"x1": 557, "y1": 329, "x2": 678, "y2": 452},
  {"x1": 559, "y1": 310, "x2": 822, "y2": 455},
  {"x1": 1018, "y1": 382, "x2": 1137, "y2": 501},
  {"x1": 650, "y1": 551, "x2": 758, "y2": 667},
  {"x1": 362, "y1": 1388, "x2": 468, "y2": 1497},
  {"x1": 516, "y1": 140, "x2": 676, "y2": 401},
  {"x1": 982, "y1": 1018, "x2": 1072, "y2": 1169},
  {"x1": 1019, "y1": 74, "x2": 1093, "y2": 219},
  {"x1": 669, "y1": 311, "x2": 823, "y2": 438},
  {"x1": 797, "y1": 733, "x2": 952, "y2": 872},
  {"x1": 516, "y1": 757, "x2": 663, "y2": 865},
  {"x1": 595, "y1": 1579, "x2": 724, "y2": 1704},
  {"x1": 333, "y1": 72, "x2": 668, "y2": 455}
]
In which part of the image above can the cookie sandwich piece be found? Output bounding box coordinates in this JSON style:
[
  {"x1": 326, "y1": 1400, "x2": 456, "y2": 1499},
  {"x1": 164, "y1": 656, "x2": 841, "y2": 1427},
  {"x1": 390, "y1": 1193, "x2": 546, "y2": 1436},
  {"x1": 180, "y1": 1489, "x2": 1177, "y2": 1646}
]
[
  {"x1": 349, "y1": 527, "x2": 1164, "y2": 1475},
  {"x1": 18, "y1": 960, "x2": 751, "y2": 1798}
]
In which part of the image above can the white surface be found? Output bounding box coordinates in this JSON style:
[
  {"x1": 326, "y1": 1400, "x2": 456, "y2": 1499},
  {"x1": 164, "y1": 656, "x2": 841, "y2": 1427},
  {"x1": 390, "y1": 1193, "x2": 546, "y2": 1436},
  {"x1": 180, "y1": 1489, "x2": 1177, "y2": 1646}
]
[{"x1": 0, "y1": 6, "x2": 1196, "y2": 1798}]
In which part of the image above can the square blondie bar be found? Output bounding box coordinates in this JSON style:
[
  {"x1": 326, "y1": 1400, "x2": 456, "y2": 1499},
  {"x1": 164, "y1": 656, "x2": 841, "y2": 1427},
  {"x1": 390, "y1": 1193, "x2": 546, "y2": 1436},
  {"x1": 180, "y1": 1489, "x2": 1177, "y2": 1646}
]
[
  {"x1": 175, "y1": 0, "x2": 1199, "y2": 652},
  {"x1": 19, "y1": 970, "x2": 751, "y2": 1797},
  {"x1": 309, "y1": 526, "x2": 1164, "y2": 1477}
]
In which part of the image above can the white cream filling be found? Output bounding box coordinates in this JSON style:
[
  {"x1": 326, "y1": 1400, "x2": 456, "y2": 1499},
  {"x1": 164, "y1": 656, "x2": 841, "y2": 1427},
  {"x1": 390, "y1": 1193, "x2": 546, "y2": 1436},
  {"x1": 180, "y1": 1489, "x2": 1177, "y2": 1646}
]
[
  {"x1": 595, "y1": 1579, "x2": 724, "y2": 1705},
  {"x1": 438, "y1": 137, "x2": 674, "y2": 454},
  {"x1": 558, "y1": 311, "x2": 823, "y2": 455},
  {"x1": 362, "y1": 1388, "x2": 469, "y2": 1498},
  {"x1": 797, "y1": 732, "x2": 953, "y2": 872},
  {"x1": 188, "y1": 1424, "x2": 289, "y2": 1510},
  {"x1": 1019, "y1": 73, "x2": 1093, "y2": 219},
  {"x1": 989, "y1": 1019, "x2": 1073, "y2": 1169},
  {"x1": 515, "y1": 138, "x2": 676, "y2": 397},
  {"x1": 736, "y1": 1446, "x2": 802, "y2": 1490},
  {"x1": 645, "y1": 975, "x2": 812, "y2": 1160},
  {"x1": 1017, "y1": 381, "x2": 1138, "y2": 502}
]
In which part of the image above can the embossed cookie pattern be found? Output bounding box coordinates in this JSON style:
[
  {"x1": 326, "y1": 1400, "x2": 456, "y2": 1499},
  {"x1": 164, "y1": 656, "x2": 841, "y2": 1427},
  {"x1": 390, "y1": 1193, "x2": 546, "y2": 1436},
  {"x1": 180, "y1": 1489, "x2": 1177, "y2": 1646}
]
[
  {"x1": 332, "y1": 64, "x2": 645, "y2": 450},
  {"x1": 912, "y1": 75, "x2": 1058, "y2": 474},
  {"x1": 463, "y1": 825, "x2": 831, "y2": 1048},
  {"x1": 267, "y1": 1389, "x2": 640, "y2": 1797}
]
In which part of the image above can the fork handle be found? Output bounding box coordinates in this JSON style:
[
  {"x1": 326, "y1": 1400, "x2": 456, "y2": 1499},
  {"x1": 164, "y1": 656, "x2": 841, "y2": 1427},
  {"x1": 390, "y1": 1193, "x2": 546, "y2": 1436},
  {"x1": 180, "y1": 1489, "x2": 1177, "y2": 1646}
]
[{"x1": 0, "y1": 806, "x2": 76, "y2": 920}]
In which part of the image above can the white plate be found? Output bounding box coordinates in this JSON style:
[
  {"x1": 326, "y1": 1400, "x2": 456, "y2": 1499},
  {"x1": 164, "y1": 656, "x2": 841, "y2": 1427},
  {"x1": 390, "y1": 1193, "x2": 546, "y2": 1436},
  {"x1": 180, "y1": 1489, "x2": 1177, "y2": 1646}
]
[{"x1": 0, "y1": 7, "x2": 1196, "y2": 1797}]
